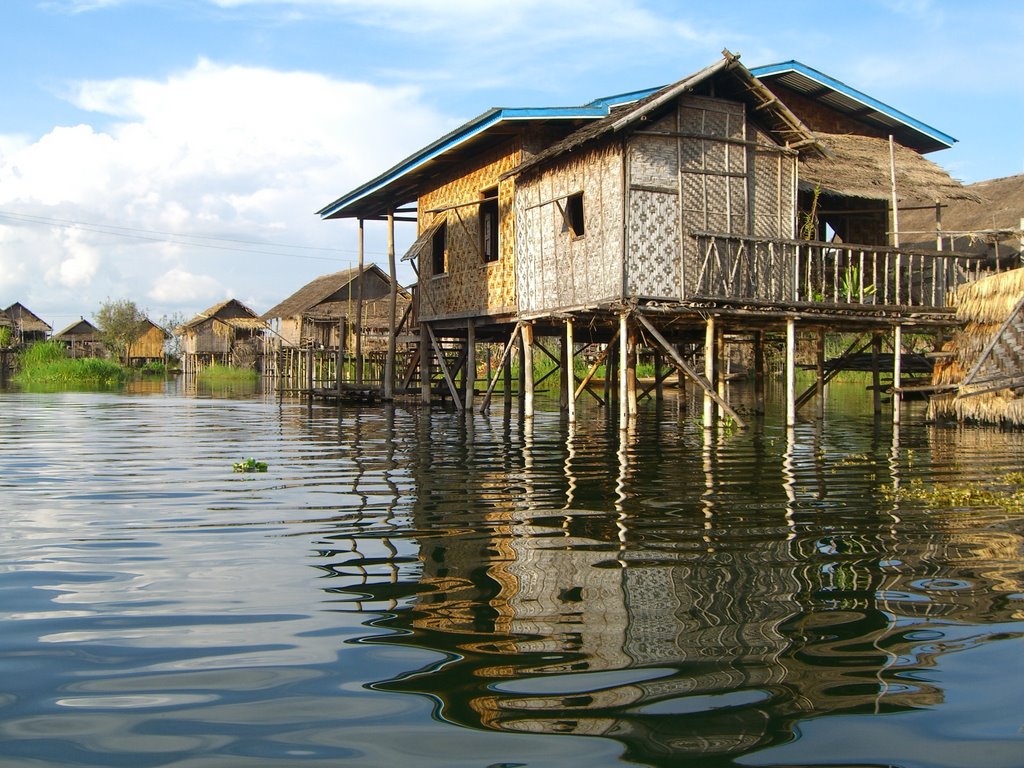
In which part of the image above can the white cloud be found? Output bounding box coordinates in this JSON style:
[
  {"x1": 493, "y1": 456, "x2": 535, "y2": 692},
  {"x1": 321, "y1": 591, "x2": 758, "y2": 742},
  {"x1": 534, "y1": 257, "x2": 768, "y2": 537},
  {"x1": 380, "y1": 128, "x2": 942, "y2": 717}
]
[
  {"x1": 0, "y1": 59, "x2": 450, "y2": 322},
  {"x1": 148, "y1": 268, "x2": 224, "y2": 305}
]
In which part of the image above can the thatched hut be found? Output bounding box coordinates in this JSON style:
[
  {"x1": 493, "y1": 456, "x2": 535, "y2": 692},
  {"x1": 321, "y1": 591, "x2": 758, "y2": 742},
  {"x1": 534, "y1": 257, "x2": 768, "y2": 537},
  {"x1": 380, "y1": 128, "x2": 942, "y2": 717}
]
[
  {"x1": 901, "y1": 174, "x2": 1024, "y2": 268},
  {"x1": 262, "y1": 264, "x2": 410, "y2": 352},
  {"x1": 53, "y1": 318, "x2": 104, "y2": 358},
  {"x1": 178, "y1": 299, "x2": 267, "y2": 373},
  {"x1": 127, "y1": 319, "x2": 170, "y2": 366},
  {"x1": 930, "y1": 268, "x2": 1024, "y2": 426},
  {"x1": 4, "y1": 303, "x2": 52, "y2": 344}
]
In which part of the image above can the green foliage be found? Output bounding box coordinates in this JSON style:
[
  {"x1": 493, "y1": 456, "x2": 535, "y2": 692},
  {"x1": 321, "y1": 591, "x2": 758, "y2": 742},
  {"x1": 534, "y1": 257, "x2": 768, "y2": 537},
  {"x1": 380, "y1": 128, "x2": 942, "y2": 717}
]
[
  {"x1": 799, "y1": 185, "x2": 821, "y2": 241},
  {"x1": 95, "y1": 298, "x2": 149, "y2": 364},
  {"x1": 197, "y1": 363, "x2": 258, "y2": 384},
  {"x1": 0, "y1": 326, "x2": 12, "y2": 348},
  {"x1": 883, "y1": 472, "x2": 1024, "y2": 511},
  {"x1": 233, "y1": 457, "x2": 268, "y2": 473},
  {"x1": 839, "y1": 264, "x2": 876, "y2": 303},
  {"x1": 14, "y1": 341, "x2": 128, "y2": 387},
  {"x1": 139, "y1": 361, "x2": 166, "y2": 375}
]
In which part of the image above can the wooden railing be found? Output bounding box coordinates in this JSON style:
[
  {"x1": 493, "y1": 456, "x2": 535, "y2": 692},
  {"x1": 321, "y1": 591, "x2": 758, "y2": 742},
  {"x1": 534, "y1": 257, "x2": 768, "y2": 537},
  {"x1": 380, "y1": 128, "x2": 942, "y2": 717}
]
[{"x1": 691, "y1": 231, "x2": 988, "y2": 310}]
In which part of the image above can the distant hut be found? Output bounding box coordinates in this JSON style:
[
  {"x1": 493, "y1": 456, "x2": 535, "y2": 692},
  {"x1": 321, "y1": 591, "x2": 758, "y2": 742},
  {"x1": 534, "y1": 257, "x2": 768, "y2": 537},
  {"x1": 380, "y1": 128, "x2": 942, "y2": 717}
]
[
  {"x1": 262, "y1": 264, "x2": 411, "y2": 351},
  {"x1": 178, "y1": 299, "x2": 267, "y2": 374},
  {"x1": 53, "y1": 318, "x2": 104, "y2": 358},
  {"x1": 902, "y1": 173, "x2": 1024, "y2": 269},
  {"x1": 127, "y1": 319, "x2": 170, "y2": 366},
  {"x1": 4, "y1": 303, "x2": 52, "y2": 345}
]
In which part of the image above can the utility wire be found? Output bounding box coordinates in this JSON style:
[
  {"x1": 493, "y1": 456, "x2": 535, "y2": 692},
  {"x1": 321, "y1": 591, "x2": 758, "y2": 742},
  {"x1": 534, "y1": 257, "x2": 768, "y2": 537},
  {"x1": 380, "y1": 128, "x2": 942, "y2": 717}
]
[{"x1": 0, "y1": 210, "x2": 399, "y2": 262}]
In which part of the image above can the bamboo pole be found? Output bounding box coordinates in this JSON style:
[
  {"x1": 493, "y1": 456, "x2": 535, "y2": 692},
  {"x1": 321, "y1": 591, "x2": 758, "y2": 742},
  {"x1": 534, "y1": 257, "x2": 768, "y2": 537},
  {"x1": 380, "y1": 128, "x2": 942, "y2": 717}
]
[
  {"x1": 465, "y1": 319, "x2": 475, "y2": 413},
  {"x1": 426, "y1": 323, "x2": 462, "y2": 409},
  {"x1": 626, "y1": 319, "x2": 638, "y2": 418},
  {"x1": 872, "y1": 333, "x2": 882, "y2": 415},
  {"x1": 565, "y1": 318, "x2": 576, "y2": 424},
  {"x1": 420, "y1": 323, "x2": 431, "y2": 404},
  {"x1": 619, "y1": 313, "x2": 629, "y2": 430},
  {"x1": 522, "y1": 322, "x2": 535, "y2": 419},
  {"x1": 754, "y1": 330, "x2": 765, "y2": 414},
  {"x1": 893, "y1": 324, "x2": 902, "y2": 425},
  {"x1": 703, "y1": 315, "x2": 716, "y2": 429},
  {"x1": 481, "y1": 322, "x2": 522, "y2": 412},
  {"x1": 786, "y1": 317, "x2": 796, "y2": 426},
  {"x1": 384, "y1": 210, "x2": 396, "y2": 400},
  {"x1": 816, "y1": 328, "x2": 826, "y2": 420},
  {"x1": 356, "y1": 218, "x2": 365, "y2": 385}
]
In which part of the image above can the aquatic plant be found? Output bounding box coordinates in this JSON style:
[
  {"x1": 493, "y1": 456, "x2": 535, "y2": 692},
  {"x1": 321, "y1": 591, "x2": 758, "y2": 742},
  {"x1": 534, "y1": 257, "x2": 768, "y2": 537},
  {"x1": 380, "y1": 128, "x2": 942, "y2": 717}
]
[
  {"x1": 233, "y1": 457, "x2": 268, "y2": 473},
  {"x1": 883, "y1": 473, "x2": 1024, "y2": 511},
  {"x1": 198, "y1": 363, "x2": 258, "y2": 384},
  {"x1": 14, "y1": 341, "x2": 128, "y2": 387}
]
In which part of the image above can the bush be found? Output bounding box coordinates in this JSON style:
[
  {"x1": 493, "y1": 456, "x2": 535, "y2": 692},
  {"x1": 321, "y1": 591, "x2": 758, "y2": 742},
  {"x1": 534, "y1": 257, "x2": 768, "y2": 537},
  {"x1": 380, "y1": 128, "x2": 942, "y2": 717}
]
[{"x1": 14, "y1": 341, "x2": 128, "y2": 387}]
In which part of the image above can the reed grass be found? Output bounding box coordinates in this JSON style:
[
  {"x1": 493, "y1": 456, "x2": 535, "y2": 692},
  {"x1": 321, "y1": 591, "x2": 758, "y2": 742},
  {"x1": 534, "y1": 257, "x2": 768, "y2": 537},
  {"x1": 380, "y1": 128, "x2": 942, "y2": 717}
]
[
  {"x1": 14, "y1": 341, "x2": 128, "y2": 386},
  {"x1": 197, "y1": 363, "x2": 258, "y2": 384}
]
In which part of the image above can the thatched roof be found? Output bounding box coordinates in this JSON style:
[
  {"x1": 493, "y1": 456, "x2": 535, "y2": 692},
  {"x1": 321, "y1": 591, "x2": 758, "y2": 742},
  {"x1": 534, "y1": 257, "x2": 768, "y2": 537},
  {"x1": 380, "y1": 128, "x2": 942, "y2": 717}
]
[
  {"x1": 0, "y1": 309, "x2": 12, "y2": 328},
  {"x1": 179, "y1": 299, "x2": 266, "y2": 332},
  {"x1": 262, "y1": 264, "x2": 407, "y2": 322},
  {"x1": 800, "y1": 133, "x2": 978, "y2": 204},
  {"x1": 900, "y1": 173, "x2": 1024, "y2": 254},
  {"x1": 53, "y1": 318, "x2": 101, "y2": 341},
  {"x1": 4, "y1": 302, "x2": 51, "y2": 334},
  {"x1": 140, "y1": 318, "x2": 171, "y2": 339},
  {"x1": 512, "y1": 51, "x2": 823, "y2": 180}
]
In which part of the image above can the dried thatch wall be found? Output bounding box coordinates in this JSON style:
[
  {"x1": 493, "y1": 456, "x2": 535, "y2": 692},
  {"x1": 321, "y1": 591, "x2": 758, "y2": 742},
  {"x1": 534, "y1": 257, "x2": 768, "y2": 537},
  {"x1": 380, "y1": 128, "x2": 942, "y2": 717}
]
[{"x1": 931, "y1": 268, "x2": 1024, "y2": 424}]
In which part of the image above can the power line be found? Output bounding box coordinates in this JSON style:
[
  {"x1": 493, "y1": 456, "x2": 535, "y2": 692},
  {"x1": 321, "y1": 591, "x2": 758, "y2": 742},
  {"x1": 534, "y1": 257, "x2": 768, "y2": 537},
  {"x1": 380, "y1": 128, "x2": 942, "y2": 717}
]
[{"x1": 0, "y1": 209, "x2": 402, "y2": 261}]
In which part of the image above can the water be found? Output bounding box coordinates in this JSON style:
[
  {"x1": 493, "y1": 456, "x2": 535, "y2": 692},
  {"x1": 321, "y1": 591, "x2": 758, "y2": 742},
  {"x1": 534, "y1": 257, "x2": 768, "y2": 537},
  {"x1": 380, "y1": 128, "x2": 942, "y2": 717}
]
[{"x1": 1, "y1": 380, "x2": 1022, "y2": 767}]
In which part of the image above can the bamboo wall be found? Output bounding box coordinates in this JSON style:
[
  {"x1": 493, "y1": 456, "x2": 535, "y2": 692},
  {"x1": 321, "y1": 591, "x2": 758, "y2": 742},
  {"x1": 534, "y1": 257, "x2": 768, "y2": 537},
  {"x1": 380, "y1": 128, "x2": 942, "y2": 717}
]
[
  {"x1": 418, "y1": 140, "x2": 520, "y2": 322},
  {"x1": 516, "y1": 143, "x2": 625, "y2": 314},
  {"x1": 127, "y1": 325, "x2": 166, "y2": 362},
  {"x1": 514, "y1": 94, "x2": 796, "y2": 314}
]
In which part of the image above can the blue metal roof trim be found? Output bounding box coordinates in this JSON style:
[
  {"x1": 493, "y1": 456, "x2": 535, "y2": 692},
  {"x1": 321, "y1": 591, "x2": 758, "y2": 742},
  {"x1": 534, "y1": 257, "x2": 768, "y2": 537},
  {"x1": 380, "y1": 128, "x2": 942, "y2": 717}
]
[
  {"x1": 585, "y1": 86, "x2": 664, "y2": 108},
  {"x1": 750, "y1": 60, "x2": 956, "y2": 149},
  {"x1": 318, "y1": 104, "x2": 614, "y2": 219}
]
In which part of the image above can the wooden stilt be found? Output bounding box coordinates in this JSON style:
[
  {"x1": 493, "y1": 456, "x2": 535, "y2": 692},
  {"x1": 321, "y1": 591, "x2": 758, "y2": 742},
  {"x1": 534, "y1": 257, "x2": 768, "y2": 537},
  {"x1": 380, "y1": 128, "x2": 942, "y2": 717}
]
[
  {"x1": 893, "y1": 324, "x2": 902, "y2": 425},
  {"x1": 306, "y1": 346, "x2": 314, "y2": 400},
  {"x1": 465, "y1": 319, "x2": 475, "y2": 413},
  {"x1": 480, "y1": 322, "x2": 521, "y2": 413},
  {"x1": 420, "y1": 323, "x2": 432, "y2": 404},
  {"x1": 816, "y1": 328, "x2": 826, "y2": 420},
  {"x1": 503, "y1": 345, "x2": 513, "y2": 410},
  {"x1": 559, "y1": 327, "x2": 569, "y2": 411},
  {"x1": 522, "y1": 322, "x2": 535, "y2": 419},
  {"x1": 356, "y1": 218, "x2": 365, "y2": 385},
  {"x1": 337, "y1": 318, "x2": 345, "y2": 398},
  {"x1": 754, "y1": 330, "x2": 765, "y2": 415},
  {"x1": 619, "y1": 313, "x2": 629, "y2": 429},
  {"x1": 704, "y1": 316, "x2": 716, "y2": 429},
  {"x1": 626, "y1": 318, "x2": 638, "y2": 418},
  {"x1": 565, "y1": 318, "x2": 576, "y2": 424},
  {"x1": 384, "y1": 209, "x2": 396, "y2": 400},
  {"x1": 654, "y1": 349, "x2": 664, "y2": 403},
  {"x1": 786, "y1": 317, "x2": 796, "y2": 427},
  {"x1": 872, "y1": 332, "x2": 882, "y2": 415},
  {"x1": 426, "y1": 324, "x2": 463, "y2": 409}
]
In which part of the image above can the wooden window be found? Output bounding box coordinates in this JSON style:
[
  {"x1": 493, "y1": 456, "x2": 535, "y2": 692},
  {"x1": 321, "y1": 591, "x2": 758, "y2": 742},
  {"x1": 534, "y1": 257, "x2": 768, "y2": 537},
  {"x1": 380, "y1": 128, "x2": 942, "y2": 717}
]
[
  {"x1": 480, "y1": 188, "x2": 499, "y2": 263},
  {"x1": 431, "y1": 221, "x2": 447, "y2": 275},
  {"x1": 565, "y1": 192, "x2": 585, "y2": 238}
]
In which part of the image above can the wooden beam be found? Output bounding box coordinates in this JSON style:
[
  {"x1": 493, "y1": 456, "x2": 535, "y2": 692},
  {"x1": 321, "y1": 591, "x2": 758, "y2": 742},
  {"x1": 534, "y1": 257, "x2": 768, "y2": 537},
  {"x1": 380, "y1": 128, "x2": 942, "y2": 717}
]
[
  {"x1": 636, "y1": 313, "x2": 746, "y2": 429},
  {"x1": 426, "y1": 323, "x2": 463, "y2": 410},
  {"x1": 481, "y1": 322, "x2": 523, "y2": 412}
]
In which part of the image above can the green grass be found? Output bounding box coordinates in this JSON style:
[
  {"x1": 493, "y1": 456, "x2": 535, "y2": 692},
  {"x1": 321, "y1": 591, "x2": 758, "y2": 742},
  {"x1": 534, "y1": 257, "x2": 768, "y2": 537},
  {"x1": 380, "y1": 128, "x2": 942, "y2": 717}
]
[
  {"x1": 14, "y1": 341, "x2": 128, "y2": 387},
  {"x1": 197, "y1": 363, "x2": 258, "y2": 384},
  {"x1": 137, "y1": 361, "x2": 167, "y2": 375}
]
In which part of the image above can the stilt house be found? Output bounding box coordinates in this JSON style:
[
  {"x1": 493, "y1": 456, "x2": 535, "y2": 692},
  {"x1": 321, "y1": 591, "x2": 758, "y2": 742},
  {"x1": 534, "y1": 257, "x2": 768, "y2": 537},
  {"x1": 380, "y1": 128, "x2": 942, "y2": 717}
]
[
  {"x1": 178, "y1": 299, "x2": 267, "y2": 373},
  {"x1": 262, "y1": 264, "x2": 410, "y2": 351},
  {"x1": 4, "y1": 303, "x2": 52, "y2": 344},
  {"x1": 127, "y1": 319, "x2": 170, "y2": 366},
  {"x1": 53, "y1": 318, "x2": 104, "y2": 358},
  {"x1": 319, "y1": 51, "x2": 982, "y2": 426}
]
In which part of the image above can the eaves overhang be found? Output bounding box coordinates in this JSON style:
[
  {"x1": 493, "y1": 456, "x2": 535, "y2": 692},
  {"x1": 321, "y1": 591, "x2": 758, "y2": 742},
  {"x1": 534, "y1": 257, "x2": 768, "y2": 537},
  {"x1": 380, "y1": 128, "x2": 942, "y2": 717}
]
[
  {"x1": 750, "y1": 60, "x2": 956, "y2": 153},
  {"x1": 317, "y1": 89, "x2": 660, "y2": 221}
]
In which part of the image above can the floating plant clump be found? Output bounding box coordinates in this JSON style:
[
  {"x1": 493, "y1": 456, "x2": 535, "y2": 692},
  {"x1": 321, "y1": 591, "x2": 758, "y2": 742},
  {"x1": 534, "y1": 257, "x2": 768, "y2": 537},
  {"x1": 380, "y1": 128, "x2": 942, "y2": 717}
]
[{"x1": 233, "y1": 457, "x2": 268, "y2": 473}]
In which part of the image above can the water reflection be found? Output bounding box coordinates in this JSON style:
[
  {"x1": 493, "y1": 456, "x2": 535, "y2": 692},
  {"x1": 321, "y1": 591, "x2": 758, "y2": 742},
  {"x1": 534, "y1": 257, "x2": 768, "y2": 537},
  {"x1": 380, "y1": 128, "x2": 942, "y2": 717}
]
[
  {"x1": 1, "y1": 385, "x2": 1022, "y2": 767},
  {"x1": 309, "y1": 401, "x2": 1024, "y2": 765}
]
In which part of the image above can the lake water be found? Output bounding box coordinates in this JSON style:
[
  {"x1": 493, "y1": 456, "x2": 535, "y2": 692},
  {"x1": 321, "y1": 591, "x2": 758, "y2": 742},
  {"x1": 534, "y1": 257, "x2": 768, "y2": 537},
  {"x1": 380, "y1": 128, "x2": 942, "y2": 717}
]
[{"x1": 1, "y1": 379, "x2": 1022, "y2": 768}]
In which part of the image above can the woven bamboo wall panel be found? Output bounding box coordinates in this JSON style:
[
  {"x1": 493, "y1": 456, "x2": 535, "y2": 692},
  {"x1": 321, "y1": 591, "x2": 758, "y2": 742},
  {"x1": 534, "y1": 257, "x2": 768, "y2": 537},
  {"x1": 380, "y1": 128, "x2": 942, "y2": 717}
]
[
  {"x1": 628, "y1": 135, "x2": 676, "y2": 189},
  {"x1": 418, "y1": 142, "x2": 520, "y2": 321},
  {"x1": 627, "y1": 189, "x2": 681, "y2": 297},
  {"x1": 516, "y1": 144, "x2": 623, "y2": 313}
]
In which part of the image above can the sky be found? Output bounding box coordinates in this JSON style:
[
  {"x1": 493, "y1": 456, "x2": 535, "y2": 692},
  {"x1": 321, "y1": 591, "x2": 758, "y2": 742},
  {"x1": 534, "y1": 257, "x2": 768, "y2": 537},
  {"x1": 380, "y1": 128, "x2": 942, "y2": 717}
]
[{"x1": 1, "y1": 0, "x2": 1022, "y2": 331}]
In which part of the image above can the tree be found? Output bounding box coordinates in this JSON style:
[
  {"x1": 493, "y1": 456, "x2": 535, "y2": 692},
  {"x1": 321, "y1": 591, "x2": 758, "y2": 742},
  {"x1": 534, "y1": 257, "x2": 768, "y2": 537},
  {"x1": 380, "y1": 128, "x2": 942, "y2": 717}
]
[
  {"x1": 94, "y1": 299, "x2": 148, "y2": 365},
  {"x1": 158, "y1": 311, "x2": 188, "y2": 362}
]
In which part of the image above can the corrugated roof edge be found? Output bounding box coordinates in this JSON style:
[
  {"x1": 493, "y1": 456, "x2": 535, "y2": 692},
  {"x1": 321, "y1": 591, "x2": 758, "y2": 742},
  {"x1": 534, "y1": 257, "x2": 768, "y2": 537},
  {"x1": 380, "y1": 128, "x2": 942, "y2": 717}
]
[
  {"x1": 316, "y1": 88, "x2": 662, "y2": 220},
  {"x1": 750, "y1": 60, "x2": 956, "y2": 149}
]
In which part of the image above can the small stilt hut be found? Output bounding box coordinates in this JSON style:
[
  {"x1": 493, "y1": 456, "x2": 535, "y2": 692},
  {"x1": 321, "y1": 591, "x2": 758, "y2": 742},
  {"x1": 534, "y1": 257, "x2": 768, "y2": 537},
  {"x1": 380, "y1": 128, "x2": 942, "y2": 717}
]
[
  {"x1": 53, "y1": 318, "x2": 104, "y2": 358},
  {"x1": 4, "y1": 303, "x2": 52, "y2": 345},
  {"x1": 127, "y1": 319, "x2": 171, "y2": 366},
  {"x1": 177, "y1": 299, "x2": 267, "y2": 375}
]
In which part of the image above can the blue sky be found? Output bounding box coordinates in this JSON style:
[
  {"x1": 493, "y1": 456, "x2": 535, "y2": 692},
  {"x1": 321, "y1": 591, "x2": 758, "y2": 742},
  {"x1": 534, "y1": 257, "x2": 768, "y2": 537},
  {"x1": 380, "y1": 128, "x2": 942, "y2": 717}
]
[{"x1": 1, "y1": 0, "x2": 1021, "y2": 329}]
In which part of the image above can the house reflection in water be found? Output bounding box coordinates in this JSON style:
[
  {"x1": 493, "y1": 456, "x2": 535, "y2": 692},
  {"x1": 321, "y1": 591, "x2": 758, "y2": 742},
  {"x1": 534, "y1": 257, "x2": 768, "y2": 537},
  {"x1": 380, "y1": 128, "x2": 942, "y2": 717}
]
[{"x1": 306, "y1": 411, "x2": 1022, "y2": 763}]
